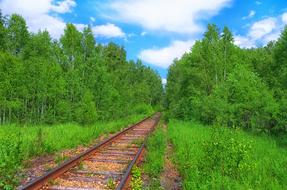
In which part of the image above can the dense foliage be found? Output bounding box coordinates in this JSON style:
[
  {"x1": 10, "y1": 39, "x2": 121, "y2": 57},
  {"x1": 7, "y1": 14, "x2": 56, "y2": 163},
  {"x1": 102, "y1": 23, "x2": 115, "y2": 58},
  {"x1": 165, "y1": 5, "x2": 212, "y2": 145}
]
[
  {"x1": 166, "y1": 24, "x2": 287, "y2": 134},
  {"x1": 0, "y1": 13, "x2": 163, "y2": 124}
]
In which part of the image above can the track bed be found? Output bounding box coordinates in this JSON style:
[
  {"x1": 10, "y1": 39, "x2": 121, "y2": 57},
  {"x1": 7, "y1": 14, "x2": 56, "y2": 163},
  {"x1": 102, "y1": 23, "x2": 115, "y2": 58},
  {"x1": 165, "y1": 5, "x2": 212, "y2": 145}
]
[{"x1": 20, "y1": 113, "x2": 160, "y2": 190}]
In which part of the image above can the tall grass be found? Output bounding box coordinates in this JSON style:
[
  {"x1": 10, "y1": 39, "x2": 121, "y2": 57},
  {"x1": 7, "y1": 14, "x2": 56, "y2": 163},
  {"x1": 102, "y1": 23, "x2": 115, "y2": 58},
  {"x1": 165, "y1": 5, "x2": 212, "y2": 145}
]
[
  {"x1": 0, "y1": 114, "x2": 146, "y2": 190},
  {"x1": 168, "y1": 120, "x2": 287, "y2": 190},
  {"x1": 143, "y1": 124, "x2": 167, "y2": 189}
]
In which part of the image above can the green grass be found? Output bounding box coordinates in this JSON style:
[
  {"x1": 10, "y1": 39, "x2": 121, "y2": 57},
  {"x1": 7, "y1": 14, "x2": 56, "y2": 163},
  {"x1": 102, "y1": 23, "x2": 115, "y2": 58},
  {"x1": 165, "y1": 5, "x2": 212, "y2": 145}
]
[
  {"x1": 168, "y1": 120, "x2": 287, "y2": 190},
  {"x1": 0, "y1": 114, "x2": 147, "y2": 190},
  {"x1": 143, "y1": 124, "x2": 167, "y2": 189}
]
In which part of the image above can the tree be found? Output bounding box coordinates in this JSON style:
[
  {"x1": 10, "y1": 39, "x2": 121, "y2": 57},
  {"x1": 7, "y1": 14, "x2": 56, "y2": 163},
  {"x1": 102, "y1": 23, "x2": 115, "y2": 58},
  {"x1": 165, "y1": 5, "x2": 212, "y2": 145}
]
[
  {"x1": 0, "y1": 52, "x2": 24, "y2": 123},
  {"x1": 6, "y1": 14, "x2": 29, "y2": 55},
  {"x1": 82, "y1": 26, "x2": 95, "y2": 60},
  {"x1": 75, "y1": 90, "x2": 97, "y2": 124},
  {"x1": 0, "y1": 10, "x2": 7, "y2": 50},
  {"x1": 220, "y1": 26, "x2": 234, "y2": 81},
  {"x1": 60, "y1": 23, "x2": 82, "y2": 69}
]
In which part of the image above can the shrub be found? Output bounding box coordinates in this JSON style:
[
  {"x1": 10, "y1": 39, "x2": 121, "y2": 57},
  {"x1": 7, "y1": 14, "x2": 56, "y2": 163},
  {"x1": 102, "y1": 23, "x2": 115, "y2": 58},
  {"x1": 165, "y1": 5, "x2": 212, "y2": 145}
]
[{"x1": 200, "y1": 126, "x2": 253, "y2": 180}]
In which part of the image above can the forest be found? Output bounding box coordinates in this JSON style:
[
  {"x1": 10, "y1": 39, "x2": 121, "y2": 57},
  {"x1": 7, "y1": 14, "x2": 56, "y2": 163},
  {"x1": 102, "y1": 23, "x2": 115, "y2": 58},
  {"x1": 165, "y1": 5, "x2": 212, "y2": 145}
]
[
  {"x1": 0, "y1": 13, "x2": 163, "y2": 125},
  {"x1": 166, "y1": 24, "x2": 287, "y2": 136}
]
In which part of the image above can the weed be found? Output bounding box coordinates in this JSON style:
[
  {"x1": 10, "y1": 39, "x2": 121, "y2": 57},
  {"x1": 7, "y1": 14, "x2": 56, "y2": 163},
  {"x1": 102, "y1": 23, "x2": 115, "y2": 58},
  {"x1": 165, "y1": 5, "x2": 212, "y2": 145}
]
[
  {"x1": 168, "y1": 120, "x2": 287, "y2": 189},
  {"x1": 131, "y1": 166, "x2": 143, "y2": 190},
  {"x1": 55, "y1": 153, "x2": 69, "y2": 165},
  {"x1": 200, "y1": 126, "x2": 253, "y2": 180},
  {"x1": 144, "y1": 127, "x2": 166, "y2": 177},
  {"x1": 43, "y1": 164, "x2": 53, "y2": 171},
  {"x1": 142, "y1": 125, "x2": 166, "y2": 189},
  {"x1": 131, "y1": 138, "x2": 142, "y2": 146},
  {"x1": 107, "y1": 178, "x2": 116, "y2": 189},
  {"x1": 77, "y1": 159, "x2": 84, "y2": 170},
  {"x1": 48, "y1": 179, "x2": 59, "y2": 186}
]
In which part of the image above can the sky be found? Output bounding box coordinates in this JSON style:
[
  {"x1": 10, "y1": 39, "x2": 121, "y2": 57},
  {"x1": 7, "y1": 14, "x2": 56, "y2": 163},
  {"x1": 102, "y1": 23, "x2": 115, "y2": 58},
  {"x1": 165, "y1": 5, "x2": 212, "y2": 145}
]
[{"x1": 1, "y1": 0, "x2": 287, "y2": 84}]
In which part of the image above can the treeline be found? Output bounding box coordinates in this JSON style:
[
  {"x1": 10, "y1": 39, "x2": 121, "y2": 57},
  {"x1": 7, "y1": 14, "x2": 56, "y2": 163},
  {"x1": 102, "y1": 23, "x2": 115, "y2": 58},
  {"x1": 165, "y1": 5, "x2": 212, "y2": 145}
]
[
  {"x1": 166, "y1": 24, "x2": 287, "y2": 134},
  {"x1": 0, "y1": 13, "x2": 163, "y2": 124}
]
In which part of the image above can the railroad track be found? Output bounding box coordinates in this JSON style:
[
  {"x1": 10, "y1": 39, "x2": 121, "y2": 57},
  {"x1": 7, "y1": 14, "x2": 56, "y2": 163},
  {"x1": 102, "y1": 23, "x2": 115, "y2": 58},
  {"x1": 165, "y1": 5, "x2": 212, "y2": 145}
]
[{"x1": 20, "y1": 113, "x2": 160, "y2": 190}]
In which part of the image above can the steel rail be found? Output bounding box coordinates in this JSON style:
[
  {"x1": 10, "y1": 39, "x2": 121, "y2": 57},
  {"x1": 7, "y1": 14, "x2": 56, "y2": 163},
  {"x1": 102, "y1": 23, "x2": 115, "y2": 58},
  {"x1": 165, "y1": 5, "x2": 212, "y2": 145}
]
[
  {"x1": 115, "y1": 143, "x2": 145, "y2": 190},
  {"x1": 19, "y1": 114, "x2": 158, "y2": 190},
  {"x1": 116, "y1": 114, "x2": 160, "y2": 190}
]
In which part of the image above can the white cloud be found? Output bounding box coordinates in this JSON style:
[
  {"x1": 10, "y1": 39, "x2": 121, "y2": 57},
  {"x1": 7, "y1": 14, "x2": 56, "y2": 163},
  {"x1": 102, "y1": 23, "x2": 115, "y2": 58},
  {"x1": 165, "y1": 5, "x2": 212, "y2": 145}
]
[
  {"x1": 235, "y1": 15, "x2": 284, "y2": 48},
  {"x1": 242, "y1": 10, "x2": 256, "y2": 20},
  {"x1": 29, "y1": 15, "x2": 66, "y2": 39},
  {"x1": 139, "y1": 40, "x2": 194, "y2": 68},
  {"x1": 103, "y1": 0, "x2": 231, "y2": 34},
  {"x1": 0, "y1": 0, "x2": 76, "y2": 39},
  {"x1": 162, "y1": 78, "x2": 167, "y2": 85},
  {"x1": 234, "y1": 35, "x2": 255, "y2": 48},
  {"x1": 282, "y1": 12, "x2": 287, "y2": 24},
  {"x1": 92, "y1": 23, "x2": 125, "y2": 38},
  {"x1": 262, "y1": 31, "x2": 281, "y2": 44},
  {"x1": 249, "y1": 17, "x2": 276, "y2": 40},
  {"x1": 90, "y1": 17, "x2": 96, "y2": 23},
  {"x1": 74, "y1": 23, "x2": 87, "y2": 31},
  {"x1": 51, "y1": 0, "x2": 76, "y2": 13},
  {"x1": 74, "y1": 23, "x2": 126, "y2": 38}
]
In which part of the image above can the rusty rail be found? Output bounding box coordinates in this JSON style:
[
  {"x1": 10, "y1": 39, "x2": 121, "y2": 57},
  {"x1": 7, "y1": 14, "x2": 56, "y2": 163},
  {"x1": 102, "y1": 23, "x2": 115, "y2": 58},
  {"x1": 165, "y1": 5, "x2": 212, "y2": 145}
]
[{"x1": 20, "y1": 113, "x2": 160, "y2": 190}]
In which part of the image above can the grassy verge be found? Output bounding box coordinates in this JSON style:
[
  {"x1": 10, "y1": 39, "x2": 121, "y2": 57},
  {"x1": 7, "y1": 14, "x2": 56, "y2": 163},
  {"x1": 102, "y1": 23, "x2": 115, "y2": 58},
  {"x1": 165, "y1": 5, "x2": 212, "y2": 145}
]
[
  {"x1": 143, "y1": 123, "x2": 167, "y2": 189},
  {"x1": 168, "y1": 120, "x2": 287, "y2": 190},
  {"x1": 0, "y1": 114, "x2": 147, "y2": 190}
]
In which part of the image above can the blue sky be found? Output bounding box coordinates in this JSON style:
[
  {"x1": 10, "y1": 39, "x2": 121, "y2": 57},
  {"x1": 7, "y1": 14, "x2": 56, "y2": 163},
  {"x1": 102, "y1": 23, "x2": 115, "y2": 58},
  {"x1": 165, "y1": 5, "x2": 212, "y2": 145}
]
[{"x1": 1, "y1": 0, "x2": 287, "y2": 82}]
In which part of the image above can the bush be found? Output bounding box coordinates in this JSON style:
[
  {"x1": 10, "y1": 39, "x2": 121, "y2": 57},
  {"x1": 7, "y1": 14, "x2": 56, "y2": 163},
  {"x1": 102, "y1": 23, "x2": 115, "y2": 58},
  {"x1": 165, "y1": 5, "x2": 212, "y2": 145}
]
[
  {"x1": 132, "y1": 104, "x2": 154, "y2": 115},
  {"x1": 210, "y1": 65, "x2": 279, "y2": 132},
  {"x1": 0, "y1": 134, "x2": 23, "y2": 190},
  {"x1": 200, "y1": 126, "x2": 253, "y2": 180}
]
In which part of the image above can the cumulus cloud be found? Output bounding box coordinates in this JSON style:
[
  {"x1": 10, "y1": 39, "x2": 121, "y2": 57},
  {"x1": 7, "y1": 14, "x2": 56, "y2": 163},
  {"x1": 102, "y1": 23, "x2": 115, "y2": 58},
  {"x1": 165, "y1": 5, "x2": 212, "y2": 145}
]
[
  {"x1": 248, "y1": 17, "x2": 276, "y2": 40},
  {"x1": 74, "y1": 23, "x2": 87, "y2": 31},
  {"x1": 234, "y1": 35, "x2": 255, "y2": 48},
  {"x1": 282, "y1": 12, "x2": 287, "y2": 24},
  {"x1": 139, "y1": 40, "x2": 194, "y2": 68},
  {"x1": 101, "y1": 0, "x2": 231, "y2": 34},
  {"x1": 92, "y1": 23, "x2": 125, "y2": 38},
  {"x1": 74, "y1": 22, "x2": 126, "y2": 38},
  {"x1": 51, "y1": 0, "x2": 76, "y2": 13},
  {"x1": 242, "y1": 10, "x2": 256, "y2": 20},
  {"x1": 235, "y1": 15, "x2": 284, "y2": 48},
  {"x1": 0, "y1": 0, "x2": 76, "y2": 39},
  {"x1": 262, "y1": 31, "x2": 281, "y2": 43}
]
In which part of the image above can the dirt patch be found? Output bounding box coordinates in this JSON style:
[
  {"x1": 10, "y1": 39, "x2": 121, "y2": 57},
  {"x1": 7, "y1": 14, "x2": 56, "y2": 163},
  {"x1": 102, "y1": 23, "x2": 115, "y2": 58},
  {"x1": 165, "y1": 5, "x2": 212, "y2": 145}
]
[{"x1": 160, "y1": 125, "x2": 182, "y2": 190}]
